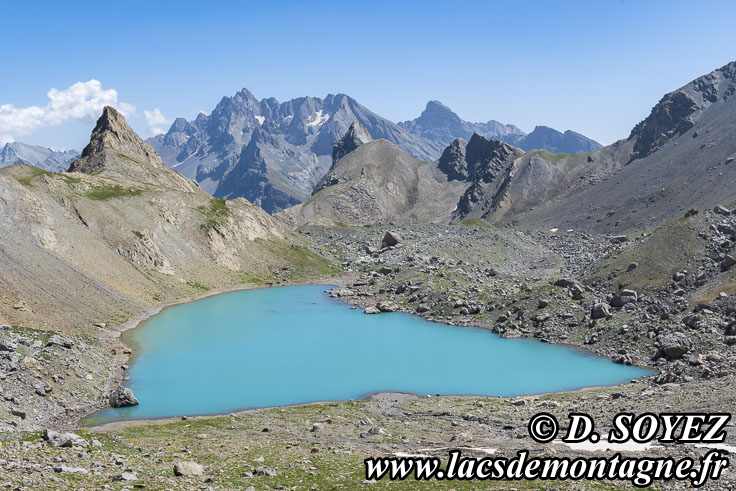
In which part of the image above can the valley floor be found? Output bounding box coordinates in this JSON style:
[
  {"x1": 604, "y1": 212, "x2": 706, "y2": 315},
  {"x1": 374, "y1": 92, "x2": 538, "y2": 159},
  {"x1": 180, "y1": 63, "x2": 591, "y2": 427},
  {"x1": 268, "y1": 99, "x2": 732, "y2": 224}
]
[{"x1": 2, "y1": 214, "x2": 736, "y2": 489}]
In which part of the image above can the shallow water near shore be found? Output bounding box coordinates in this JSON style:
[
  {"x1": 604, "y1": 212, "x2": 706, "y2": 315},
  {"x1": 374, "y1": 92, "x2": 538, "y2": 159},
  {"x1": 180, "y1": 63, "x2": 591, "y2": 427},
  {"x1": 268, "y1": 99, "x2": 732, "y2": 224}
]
[{"x1": 87, "y1": 284, "x2": 652, "y2": 424}]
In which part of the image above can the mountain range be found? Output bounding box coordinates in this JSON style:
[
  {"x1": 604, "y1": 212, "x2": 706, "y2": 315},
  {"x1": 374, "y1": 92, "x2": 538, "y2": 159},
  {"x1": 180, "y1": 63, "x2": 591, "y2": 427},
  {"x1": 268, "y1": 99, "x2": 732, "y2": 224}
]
[
  {"x1": 398, "y1": 100, "x2": 601, "y2": 154},
  {"x1": 0, "y1": 142, "x2": 79, "y2": 172},
  {"x1": 148, "y1": 92, "x2": 600, "y2": 213},
  {"x1": 281, "y1": 60, "x2": 736, "y2": 233}
]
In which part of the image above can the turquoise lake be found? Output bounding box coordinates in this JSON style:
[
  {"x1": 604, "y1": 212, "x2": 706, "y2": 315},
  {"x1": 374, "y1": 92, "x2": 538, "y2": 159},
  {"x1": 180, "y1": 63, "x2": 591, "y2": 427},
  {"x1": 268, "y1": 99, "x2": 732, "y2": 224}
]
[{"x1": 89, "y1": 284, "x2": 652, "y2": 423}]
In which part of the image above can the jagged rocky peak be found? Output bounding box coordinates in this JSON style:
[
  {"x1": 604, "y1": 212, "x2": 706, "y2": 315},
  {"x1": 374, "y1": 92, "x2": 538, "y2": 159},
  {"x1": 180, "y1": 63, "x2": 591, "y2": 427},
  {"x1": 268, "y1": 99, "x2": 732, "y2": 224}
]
[
  {"x1": 332, "y1": 121, "x2": 373, "y2": 164},
  {"x1": 438, "y1": 138, "x2": 468, "y2": 181},
  {"x1": 69, "y1": 106, "x2": 166, "y2": 174},
  {"x1": 439, "y1": 133, "x2": 522, "y2": 182},
  {"x1": 67, "y1": 107, "x2": 196, "y2": 191}
]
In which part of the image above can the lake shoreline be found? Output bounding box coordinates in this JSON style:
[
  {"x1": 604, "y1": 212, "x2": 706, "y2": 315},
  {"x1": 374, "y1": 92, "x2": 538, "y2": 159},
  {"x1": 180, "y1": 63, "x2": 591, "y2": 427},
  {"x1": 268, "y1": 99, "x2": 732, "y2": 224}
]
[{"x1": 91, "y1": 283, "x2": 650, "y2": 425}]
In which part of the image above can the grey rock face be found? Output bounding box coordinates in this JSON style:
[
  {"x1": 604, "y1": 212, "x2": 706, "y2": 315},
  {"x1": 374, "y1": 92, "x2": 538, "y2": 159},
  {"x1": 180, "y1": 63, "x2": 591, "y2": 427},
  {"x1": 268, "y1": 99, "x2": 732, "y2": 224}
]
[
  {"x1": 437, "y1": 138, "x2": 468, "y2": 180},
  {"x1": 109, "y1": 386, "x2": 139, "y2": 407},
  {"x1": 439, "y1": 134, "x2": 522, "y2": 183},
  {"x1": 629, "y1": 92, "x2": 698, "y2": 159},
  {"x1": 436, "y1": 134, "x2": 524, "y2": 221},
  {"x1": 0, "y1": 142, "x2": 78, "y2": 172}
]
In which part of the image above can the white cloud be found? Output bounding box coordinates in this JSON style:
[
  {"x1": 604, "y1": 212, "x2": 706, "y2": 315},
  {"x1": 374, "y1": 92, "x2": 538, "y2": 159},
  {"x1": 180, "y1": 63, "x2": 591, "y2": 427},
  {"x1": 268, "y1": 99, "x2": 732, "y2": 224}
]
[
  {"x1": 0, "y1": 134, "x2": 14, "y2": 146},
  {"x1": 143, "y1": 108, "x2": 172, "y2": 136},
  {"x1": 0, "y1": 80, "x2": 135, "y2": 140}
]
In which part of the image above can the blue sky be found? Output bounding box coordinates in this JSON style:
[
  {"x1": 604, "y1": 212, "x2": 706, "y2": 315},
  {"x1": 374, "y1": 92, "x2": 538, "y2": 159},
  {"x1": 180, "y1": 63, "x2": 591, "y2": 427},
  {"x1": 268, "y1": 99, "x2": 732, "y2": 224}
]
[{"x1": 1, "y1": 0, "x2": 735, "y2": 150}]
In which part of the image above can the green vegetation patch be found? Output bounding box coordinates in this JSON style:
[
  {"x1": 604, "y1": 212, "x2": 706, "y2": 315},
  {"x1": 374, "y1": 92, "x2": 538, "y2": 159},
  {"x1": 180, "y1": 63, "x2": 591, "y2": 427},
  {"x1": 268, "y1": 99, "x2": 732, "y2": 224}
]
[
  {"x1": 58, "y1": 174, "x2": 82, "y2": 185},
  {"x1": 198, "y1": 198, "x2": 229, "y2": 229},
  {"x1": 12, "y1": 166, "x2": 51, "y2": 186},
  {"x1": 82, "y1": 185, "x2": 142, "y2": 200},
  {"x1": 186, "y1": 280, "x2": 211, "y2": 291},
  {"x1": 231, "y1": 271, "x2": 266, "y2": 285},
  {"x1": 536, "y1": 150, "x2": 571, "y2": 162},
  {"x1": 459, "y1": 217, "x2": 493, "y2": 229},
  {"x1": 263, "y1": 239, "x2": 339, "y2": 278}
]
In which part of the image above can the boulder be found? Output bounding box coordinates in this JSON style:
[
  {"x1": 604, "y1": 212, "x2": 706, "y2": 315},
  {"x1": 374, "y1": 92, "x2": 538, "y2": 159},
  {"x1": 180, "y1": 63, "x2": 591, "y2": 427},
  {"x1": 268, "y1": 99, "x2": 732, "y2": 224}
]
[
  {"x1": 722, "y1": 255, "x2": 736, "y2": 271},
  {"x1": 109, "y1": 386, "x2": 139, "y2": 407},
  {"x1": 44, "y1": 429, "x2": 88, "y2": 448},
  {"x1": 569, "y1": 284, "x2": 584, "y2": 300},
  {"x1": 173, "y1": 461, "x2": 204, "y2": 476},
  {"x1": 334, "y1": 288, "x2": 355, "y2": 297},
  {"x1": 610, "y1": 289, "x2": 638, "y2": 307},
  {"x1": 714, "y1": 205, "x2": 731, "y2": 215},
  {"x1": 381, "y1": 231, "x2": 401, "y2": 249},
  {"x1": 364, "y1": 306, "x2": 380, "y2": 314},
  {"x1": 554, "y1": 278, "x2": 575, "y2": 288},
  {"x1": 726, "y1": 321, "x2": 736, "y2": 336},
  {"x1": 0, "y1": 339, "x2": 18, "y2": 351},
  {"x1": 54, "y1": 466, "x2": 89, "y2": 474},
  {"x1": 46, "y1": 334, "x2": 74, "y2": 348},
  {"x1": 620, "y1": 289, "x2": 638, "y2": 301},
  {"x1": 682, "y1": 314, "x2": 701, "y2": 329},
  {"x1": 254, "y1": 467, "x2": 277, "y2": 477},
  {"x1": 591, "y1": 303, "x2": 612, "y2": 320},
  {"x1": 376, "y1": 301, "x2": 399, "y2": 312},
  {"x1": 416, "y1": 304, "x2": 430, "y2": 313},
  {"x1": 660, "y1": 335, "x2": 691, "y2": 359},
  {"x1": 113, "y1": 472, "x2": 138, "y2": 481},
  {"x1": 609, "y1": 296, "x2": 627, "y2": 308}
]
